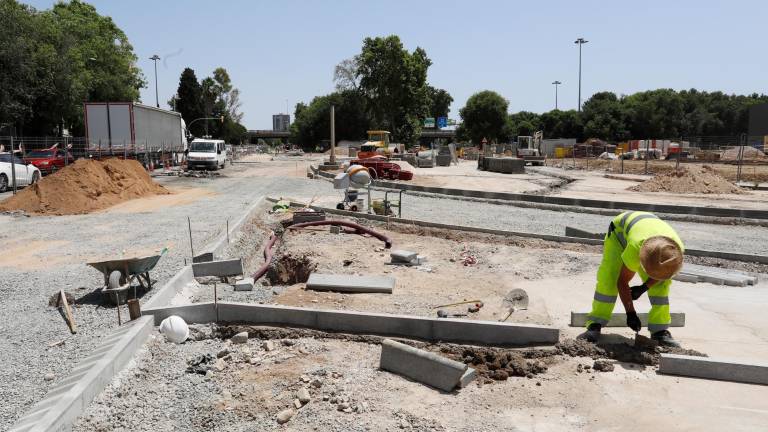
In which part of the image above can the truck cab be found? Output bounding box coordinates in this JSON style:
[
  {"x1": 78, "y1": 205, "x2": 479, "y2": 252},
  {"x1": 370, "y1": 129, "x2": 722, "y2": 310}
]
[{"x1": 187, "y1": 139, "x2": 226, "y2": 170}]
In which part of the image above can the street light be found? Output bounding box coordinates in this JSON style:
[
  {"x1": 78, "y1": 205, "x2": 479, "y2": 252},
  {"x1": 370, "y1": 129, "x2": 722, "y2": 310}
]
[
  {"x1": 149, "y1": 54, "x2": 161, "y2": 108},
  {"x1": 552, "y1": 81, "x2": 562, "y2": 110},
  {"x1": 574, "y1": 38, "x2": 588, "y2": 112}
]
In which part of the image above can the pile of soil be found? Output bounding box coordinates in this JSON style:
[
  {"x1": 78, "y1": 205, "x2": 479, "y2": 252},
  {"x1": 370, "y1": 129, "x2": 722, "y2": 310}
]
[
  {"x1": 628, "y1": 165, "x2": 747, "y2": 194},
  {"x1": 721, "y1": 146, "x2": 765, "y2": 160},
  {"x1": 0, "y1": 158, "x2": 169, "y2": 215}
]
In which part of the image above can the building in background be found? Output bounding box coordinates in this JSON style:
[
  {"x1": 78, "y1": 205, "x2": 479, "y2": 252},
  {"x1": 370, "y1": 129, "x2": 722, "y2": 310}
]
[{"x1": 272, "y1": 114, "x2": 290, "y2": 132}]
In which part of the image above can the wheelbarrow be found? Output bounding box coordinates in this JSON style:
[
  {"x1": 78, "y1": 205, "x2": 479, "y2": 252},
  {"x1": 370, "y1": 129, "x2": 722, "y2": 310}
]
[{"x1": 87, "y1": 248, "x2": 167, "y2": 319}]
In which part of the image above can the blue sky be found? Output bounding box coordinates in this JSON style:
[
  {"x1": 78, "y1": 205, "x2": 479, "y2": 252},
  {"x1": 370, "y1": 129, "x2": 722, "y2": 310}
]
[{"x1": 26, "y1": 0, "x2": 768, "y2": 129}]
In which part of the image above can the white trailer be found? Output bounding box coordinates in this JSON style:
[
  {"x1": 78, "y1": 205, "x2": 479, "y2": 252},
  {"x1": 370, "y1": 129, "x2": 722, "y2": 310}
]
[{"x1": 84, "y1": 102, "x2": 187, "y2": 161}]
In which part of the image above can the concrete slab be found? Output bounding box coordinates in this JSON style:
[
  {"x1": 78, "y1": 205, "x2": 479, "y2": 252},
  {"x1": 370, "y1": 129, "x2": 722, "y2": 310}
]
[
  {"x1": 390, "y1": 250, "x2": 418, "y2": 263},
  {"x1": 565, "y1": 226, "x2": 604, "y2": 240},
  {"x1": 659, "y1": 354, "x2": 768, "y2": 385},
  {"x1": 675, "y1": 263, "x2": 758, "y2": 287},
  {"x1": 458, "y1": 368, "x2": 478, "y2": 388},
  {"x1": 9, "y1": 316, "x2": 154, "y2": 432},
  {"x1": 433, "y1": 317, "x2": 559, "y2": 345},
  {"x1": 192, "y1": 252, "x2": 214, "y2": 263},
  {"x1": 234, "y1": 277, "x2": 254, "y2": 291},
  {"x1": 141, "y1": 265, "x2": 194, "y2": 310},
  {"x1": 306, "y1": 273, "x2": 395, "y2": 294},
  {"x1": 570, "y1": 311, "x2": 686, "y2": 327},
  {"x1": 143, "y1": 303, "x2": 217, "y2": 325},
  {"x1": 192, "y1": 258, "x2": 244, "y2": 278},
  {"x1": 379, "y1": 339, "x2": 468, "y2": 391}
]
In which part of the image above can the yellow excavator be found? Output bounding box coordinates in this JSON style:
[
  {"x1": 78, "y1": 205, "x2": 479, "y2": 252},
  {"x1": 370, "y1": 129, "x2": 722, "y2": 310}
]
[{"x1": 357, "y1": 130, "x2": 393, "y2": 159}]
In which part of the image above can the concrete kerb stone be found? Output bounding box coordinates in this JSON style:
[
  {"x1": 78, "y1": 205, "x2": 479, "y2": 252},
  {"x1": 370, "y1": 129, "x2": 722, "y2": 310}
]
[
  {"x1": 659, "y1": 354, "x2": 768, "y2": 385},
  {"x1": 310, "y1": 165, "x2": 768, "y2": 220},
  {"x1": 570, "y1": 312, "x2": 686, "y2": 327},
  {"x1": 379, "y1": 339, "x2": 469, "y2": 392},
  {"x1": 197, "y1": 197, "x2": 267, "y2": 261},
  {"x1": 143, "y1": 302, "x2": 560, "y2": 347},
  {"x1": 306, "y1": 273, "x2": 396, "y2": 294},
  {"x1": 141, "y1": 265, "x2": 194, "y2": 310},
  {"x1": 9, "y1": 316, "x2": 154, "y2": 432},
  {"x1": 192, "y1": 258, "x2": 244, "y2": 278}
]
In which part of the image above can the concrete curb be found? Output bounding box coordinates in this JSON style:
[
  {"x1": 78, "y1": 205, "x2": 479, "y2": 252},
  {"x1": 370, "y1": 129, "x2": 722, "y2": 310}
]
[
  {"x1": 142, "y1": 302, "x2": 560, "y2": 347},
  {"x1": 306, "y1": 273, "x2": 396, "y2": 294},
  {"x1": 379, "y1": 339, "x2": 469, "y2": 391},
  {"x1": 569, "y1": 312, "x2": 686, "y2": 327},
  {"x1": 659, "y1": 354, "x2": 768, "y2": 385},
  {"x1": 311, "y1": 166, "x2": 768, "y2": 220},
  {"x1": 192, "y1": 258, "x2": 244, "y2": 278},
  {"x1": 143, "y1": 198, "x2": 268, "y2": 311},
  {"x1": 142, "y1": 265, "x2": 194, "y2": 310},
  {"x1": 9, "y1": 316, "x2": 154, "y2": 432}
]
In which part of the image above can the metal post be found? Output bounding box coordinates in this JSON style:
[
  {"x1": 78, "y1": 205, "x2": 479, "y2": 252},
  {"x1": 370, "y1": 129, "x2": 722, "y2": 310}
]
[
  {"x1": 644, "y1": 140, "x2": 649, "y2": 175},
  {"x1": 10, "y1": 136, "x2": 17, "y2": 194},
  {"x1": 621, "y1": 155, "x2": 624, "y2": 174},
  {"x1": 330, "y1": 105, "x2": 336, "y2": 165},
  {"x1": 737, "y1": 133, "x2": 745, "y2": 183},
  {"x1": 574, "y1": 38, "x2": 588, "y2": 112},
  {"x1": 188, "y1": 216, "x2": 195, "y2": 259},
  {"x1": 226, "y1": 219, "x2": 230, "y2": 244}
]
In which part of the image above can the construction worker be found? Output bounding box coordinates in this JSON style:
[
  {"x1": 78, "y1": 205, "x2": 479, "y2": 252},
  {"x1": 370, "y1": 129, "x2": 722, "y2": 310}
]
[{"x1": 581, "y1": 211, "x2": 684, "y2": 347}]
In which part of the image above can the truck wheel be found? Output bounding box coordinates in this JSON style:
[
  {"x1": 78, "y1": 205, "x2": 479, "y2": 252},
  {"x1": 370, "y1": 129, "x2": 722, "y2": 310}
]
[
  {"x1": 0, "y1": 174, "x2": 7, "y2": 192},
  {"x1": 336, "y1": 203, "x2": 345, "y2": 210}
]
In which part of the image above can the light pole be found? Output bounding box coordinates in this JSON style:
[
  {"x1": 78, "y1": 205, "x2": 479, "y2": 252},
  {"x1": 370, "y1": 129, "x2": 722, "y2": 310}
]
[
  {"x1": 552, "y1": 81, "x2": 561, "y2": 110},
  {"x1": 150, "y1": 54, "x2": 161, "y2": 108},
  {"x1": 574, "y1": 38, "x2": 588, "y2": 112}
]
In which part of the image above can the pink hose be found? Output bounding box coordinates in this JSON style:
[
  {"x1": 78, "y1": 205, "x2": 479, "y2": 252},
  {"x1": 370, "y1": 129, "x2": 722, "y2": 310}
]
[{"x1": 252, "y1": 232, "x2": 279, "y2": 281}]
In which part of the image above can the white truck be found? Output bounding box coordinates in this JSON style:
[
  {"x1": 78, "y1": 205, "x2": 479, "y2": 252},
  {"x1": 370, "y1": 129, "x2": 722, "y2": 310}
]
[
  {"x1": 187, "y1": 139, "x2": 227, "y2": 170},
  {"x1": 84, "y1": 102, "x2": 187, "y2": 165}
]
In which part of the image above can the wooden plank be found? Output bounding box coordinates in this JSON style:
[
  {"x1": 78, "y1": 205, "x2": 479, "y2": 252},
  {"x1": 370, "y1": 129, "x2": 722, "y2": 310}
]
[{"x1": 58, "y1": 290, "x2": 77, "y2": 334}]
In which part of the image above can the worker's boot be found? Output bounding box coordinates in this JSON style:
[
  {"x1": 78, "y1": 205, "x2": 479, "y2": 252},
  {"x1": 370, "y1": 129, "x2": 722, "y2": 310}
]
[
  {"x1": 651, "y1": 330, "x2": 681, "y2": 348},
  {"x1": 579, "y1": 323, "x2": 601, "y2": 343}
]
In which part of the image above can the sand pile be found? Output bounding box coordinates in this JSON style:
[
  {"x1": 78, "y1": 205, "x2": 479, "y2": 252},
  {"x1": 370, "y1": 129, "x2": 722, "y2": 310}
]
[
  {"x1": 0, "y1": 158, "x2": 169, "y2": 215},
  {"x1": 721, "y1": 146, "x2": 765, "y2": 160},
  {"x1": 628, "y1": 165, "x2": 746, "y2": 194}
]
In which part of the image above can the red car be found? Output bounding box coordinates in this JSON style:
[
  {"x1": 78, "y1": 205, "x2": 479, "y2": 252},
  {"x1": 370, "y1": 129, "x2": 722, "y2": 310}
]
[{"x1": 23, "y1": 149, "x2": 74, "y2": 175}]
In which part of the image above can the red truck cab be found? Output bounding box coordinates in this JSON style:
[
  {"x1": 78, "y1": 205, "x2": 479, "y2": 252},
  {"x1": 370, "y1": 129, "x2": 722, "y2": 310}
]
[{"x1": 23, "y1": 149, "x2": 73, "y2": 175}]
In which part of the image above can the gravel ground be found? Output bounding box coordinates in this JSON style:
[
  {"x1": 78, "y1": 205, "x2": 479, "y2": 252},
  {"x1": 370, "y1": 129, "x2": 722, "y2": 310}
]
[
  {"x1": 0, "y1": 165, "x2": 328, "y2": 428},
  {"x1": 301, "y1": 177, "x2": 768, "y2": 255}
]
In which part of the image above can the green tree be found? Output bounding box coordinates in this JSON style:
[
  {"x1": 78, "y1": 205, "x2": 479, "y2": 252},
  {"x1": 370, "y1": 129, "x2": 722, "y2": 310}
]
[
  {"x1": 425, "y1": 86, "x2": 453, "y2": 120},
  {"x1": 458, "y1": 90, "x2": 509, "y2": 143},
  {"x1": 538, "y1": 109, "x2": 584, "y2": 140},
  {"x1": 506, "y1": 111, "x2": 541, "y2": 138},
  {"x1": 333, "y1": 57, "x2": 360, "y2": 91},
  {"x1": 356, "y1": 35, "x2": 431, "y2": 145},
  {"x1": 291, "y1": 90, "x2": 370, "y2": 150},
  {"x1": 174, "y1": 68, "x2": 204, "y2": 136},
  {"x1": 581, "y1": 92, "x2": 629, "y2": 141}
]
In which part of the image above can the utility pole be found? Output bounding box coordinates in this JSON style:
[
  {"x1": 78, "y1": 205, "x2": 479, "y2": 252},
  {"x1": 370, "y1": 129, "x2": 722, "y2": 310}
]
[
  {"x1": 330, "y1": 105, "x2": 336, "y2": 165},
  {"x1": 150, "y1": 55, "x2": 161, "y2": 108},
  {"x1": 574, "y1": 38, "x2": 588, "y2": 112},
  {"x1": 552, "y1": 81, "x2": 562, "y2": 110}
]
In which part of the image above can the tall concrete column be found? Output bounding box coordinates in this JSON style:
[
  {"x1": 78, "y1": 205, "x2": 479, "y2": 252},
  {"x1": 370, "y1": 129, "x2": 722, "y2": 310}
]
[{"x1": 330, "y1": 105, "x2": 336, "y2": 165}]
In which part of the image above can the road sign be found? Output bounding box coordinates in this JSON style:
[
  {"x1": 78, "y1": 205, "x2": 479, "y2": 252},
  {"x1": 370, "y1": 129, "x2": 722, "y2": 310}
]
[
  {"x1": 424, "y1": 117, "x2": 435, "y2": 128},
  {"x1": 437, "y1": 117, "x2": 447, "y2": 128}
]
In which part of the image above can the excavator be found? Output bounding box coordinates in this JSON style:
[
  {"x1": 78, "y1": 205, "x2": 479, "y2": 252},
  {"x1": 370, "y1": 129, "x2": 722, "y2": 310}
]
[{"x1": 516, "y1": 131, "x2": 545, "y2": 166}]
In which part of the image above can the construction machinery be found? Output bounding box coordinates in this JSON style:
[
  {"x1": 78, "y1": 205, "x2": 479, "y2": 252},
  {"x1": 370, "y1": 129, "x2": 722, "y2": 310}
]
[
  {"x1": 357, "y1": 130, "x2": 394, "y2": 159},
  {"x1": 516, "y1": 131, "x2": 545, "y2": 166}
]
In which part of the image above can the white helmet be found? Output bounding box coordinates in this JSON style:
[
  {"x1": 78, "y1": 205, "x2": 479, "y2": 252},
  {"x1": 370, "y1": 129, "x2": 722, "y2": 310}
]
[{"x1": 159, "y1": 315, "x2": 189, "y2": 344}]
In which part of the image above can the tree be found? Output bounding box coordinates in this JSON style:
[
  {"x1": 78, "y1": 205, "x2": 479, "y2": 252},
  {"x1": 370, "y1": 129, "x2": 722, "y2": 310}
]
[
  {"x1": 538, "y1": 109, "x2": 584, "y2": 140},
  {"x1": 458, "y1": 90, "x2": 509, "y2": 143},
  {"x1": 426, "y1": 86, "x2": 453, "y2": 119},
  {"x1": 1, "y1": 0, "x2": 145, "y2": 135},
  {"x1": 506, "y1": 111, "x2": 541, "y2": 138},
  {"x1": 581, "y1": 92, "x2": 629, "y2": 141},
  {"x1": 174, "y1": 68, "x2": 204, "y2": 135},
  {"x1": 291, "y1": 90, "x2": 370, "y2": 150},
  {"x1": 356, "y1": 35, "x2": 432, "y2": 145},
  {"x1": 333, "y1": 57, "x2": 360, "y2": 91}
]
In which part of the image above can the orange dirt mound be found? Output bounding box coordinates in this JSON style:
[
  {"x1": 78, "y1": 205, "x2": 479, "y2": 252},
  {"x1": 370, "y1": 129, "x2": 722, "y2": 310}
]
[
  {"x1": 0, "y1": 158, "x2": 169, "y2": 215},
  {"x1": 628, "y1": 165, "x2": 747, "y2": 195}
]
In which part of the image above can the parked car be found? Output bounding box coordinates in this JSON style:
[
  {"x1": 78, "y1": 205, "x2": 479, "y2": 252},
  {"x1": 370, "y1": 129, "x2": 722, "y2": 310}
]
[
  {"x1": 0, "y1": 152, "x2": 41, "y2": 192},
  {"x1": 187, "y1": 139, "x2": 227, "y2": 170},
  {"x1": 23, "y1": 149, "x2": 74, "y2": 175}
]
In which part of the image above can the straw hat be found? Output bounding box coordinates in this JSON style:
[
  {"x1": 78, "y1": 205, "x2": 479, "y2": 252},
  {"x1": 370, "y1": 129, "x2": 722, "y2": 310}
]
[{"x1": 640, "y1": 236, "x2": 684, "y2": 280}]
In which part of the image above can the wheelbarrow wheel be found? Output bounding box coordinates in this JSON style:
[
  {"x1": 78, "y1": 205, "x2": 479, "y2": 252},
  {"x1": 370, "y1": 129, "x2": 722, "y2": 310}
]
[{"x1": 108, "y1": 270, "x2": 123, "y2": 290}]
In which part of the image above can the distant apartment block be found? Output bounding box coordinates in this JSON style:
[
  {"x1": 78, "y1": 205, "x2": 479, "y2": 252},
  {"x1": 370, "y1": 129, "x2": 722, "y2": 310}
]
[{"x1": 273, "y1": 114, "x2": 290, "y2": 132}]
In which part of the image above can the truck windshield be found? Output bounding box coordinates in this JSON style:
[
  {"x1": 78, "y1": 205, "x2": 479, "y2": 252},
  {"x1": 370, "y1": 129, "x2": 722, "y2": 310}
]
[{"x1": 190, "y1": 142, "x2": 216, "y2": 152}]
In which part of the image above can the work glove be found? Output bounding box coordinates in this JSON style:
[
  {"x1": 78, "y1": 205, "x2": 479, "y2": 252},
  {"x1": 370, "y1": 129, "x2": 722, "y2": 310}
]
[
  {"x1": 626, "y1": 311, "x2": 642, "y2": 332},
  {"x1": 630, "y1": 283, "x2": 649, "y2": 300}
]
